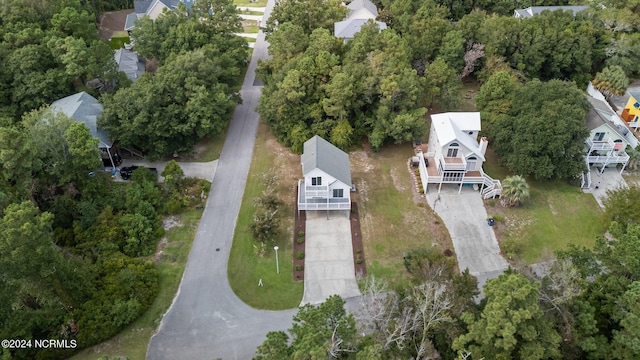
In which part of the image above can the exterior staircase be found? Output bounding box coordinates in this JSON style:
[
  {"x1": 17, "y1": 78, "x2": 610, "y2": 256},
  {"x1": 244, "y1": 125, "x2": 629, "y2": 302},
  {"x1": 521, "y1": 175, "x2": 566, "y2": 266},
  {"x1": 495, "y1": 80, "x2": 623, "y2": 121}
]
[{"x1": 481, "y1": 173, "x2": 502, "y2": 199}]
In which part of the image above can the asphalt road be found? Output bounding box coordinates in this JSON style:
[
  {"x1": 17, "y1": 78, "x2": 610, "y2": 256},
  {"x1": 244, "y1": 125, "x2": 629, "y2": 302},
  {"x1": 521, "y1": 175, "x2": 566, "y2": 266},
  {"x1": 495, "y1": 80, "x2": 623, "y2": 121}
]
[{"x1": 146, "y1": 1, "x2": 298, "y2": 358}]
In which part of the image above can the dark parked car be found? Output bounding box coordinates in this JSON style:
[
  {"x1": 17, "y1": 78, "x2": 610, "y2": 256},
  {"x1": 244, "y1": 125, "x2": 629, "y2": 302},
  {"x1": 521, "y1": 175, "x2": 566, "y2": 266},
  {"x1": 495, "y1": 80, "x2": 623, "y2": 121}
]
[{"x1": 120, "y1": 166, "x2": 157, "y2": 180}]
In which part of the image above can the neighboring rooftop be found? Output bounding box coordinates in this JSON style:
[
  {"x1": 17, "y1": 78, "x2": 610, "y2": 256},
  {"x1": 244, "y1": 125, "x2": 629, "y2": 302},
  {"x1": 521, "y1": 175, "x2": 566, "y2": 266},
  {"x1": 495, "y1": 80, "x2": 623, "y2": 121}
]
[
  {"x1": 586, "y1": 96, "x2": 629, "y2": 138},
  {"x1": 431, "y1": 112, "x2": 485, "y2": 160},
  {"x1": 114, "y1": 49, "x2": 145, "y2": 82},
  {"x1": 514, "y1": 5, "x2": 588, "y2": 18},
  {"x1": 125, "y1": 0, "x2": 195, "y2": 31},
  {"x1": 346, "y1": 0, "x2": 378, "y2": 19},
  {"x1": 51, "y1": 92, "x2": 112, "y2": 148},
  {"x1": 301, "y1": 135, "x2": 352, "y2": 187},
  {"x1": 334, "y1": 19, "x2": 387, "y2": 39}
]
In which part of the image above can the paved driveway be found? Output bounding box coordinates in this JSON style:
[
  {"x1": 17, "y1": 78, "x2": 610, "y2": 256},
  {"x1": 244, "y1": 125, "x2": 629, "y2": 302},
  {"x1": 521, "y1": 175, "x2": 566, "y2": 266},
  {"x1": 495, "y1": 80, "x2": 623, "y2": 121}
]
[
  {"x1": 426, "y1": 186, "x2": 509, "y2": 292},
  {"x1": 582, "y1": 167, "x2": 628, "y2": 209},
  {"x1": 146, "y1": 0, "x2": 298, "y2": 358},
  {"x1": 301, "y1": 211, "x2": 361, "y2": 305},
  {"x1": 118, "y1": 159, "x2": 217, "y2": 182}
]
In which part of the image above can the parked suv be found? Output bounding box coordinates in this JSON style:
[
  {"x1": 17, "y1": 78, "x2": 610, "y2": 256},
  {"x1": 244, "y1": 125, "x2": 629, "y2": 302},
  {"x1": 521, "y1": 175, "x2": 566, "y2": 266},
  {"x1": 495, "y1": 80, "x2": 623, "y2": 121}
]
[{"x1": 120, "y1": 166, "x2": 157, "y2": 180}]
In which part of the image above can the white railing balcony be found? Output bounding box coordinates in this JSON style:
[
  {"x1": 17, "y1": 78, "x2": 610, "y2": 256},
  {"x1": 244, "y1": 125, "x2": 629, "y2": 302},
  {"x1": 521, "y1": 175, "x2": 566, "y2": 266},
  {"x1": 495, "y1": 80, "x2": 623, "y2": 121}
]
[
  {"x1": 586, "y1": 138, "x2": 615, "y2": 151},
  {"x1": 586, "y1": 152, "x2": 629, "y2": 164},
  {"x1": 437, "y1": 153, "x2": 467, "y2": 171}
]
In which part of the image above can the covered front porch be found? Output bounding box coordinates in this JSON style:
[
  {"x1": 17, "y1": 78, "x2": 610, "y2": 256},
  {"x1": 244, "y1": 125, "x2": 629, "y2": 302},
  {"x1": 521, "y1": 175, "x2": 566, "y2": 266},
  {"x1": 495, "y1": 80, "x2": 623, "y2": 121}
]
[
  {"x1": 417, "y1": 152, "x2": 501, "y2": 199},
  {"x1": 297, "y1": 179, "x2": 351, "y2": 211}
]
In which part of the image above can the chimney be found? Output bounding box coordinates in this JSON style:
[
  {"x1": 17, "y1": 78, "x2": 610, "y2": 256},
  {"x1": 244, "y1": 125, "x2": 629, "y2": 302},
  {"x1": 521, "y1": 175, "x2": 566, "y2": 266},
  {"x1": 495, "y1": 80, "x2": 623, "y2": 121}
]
[{"x1": 479, "y1": 137, "x2": 488, "y2": 157}]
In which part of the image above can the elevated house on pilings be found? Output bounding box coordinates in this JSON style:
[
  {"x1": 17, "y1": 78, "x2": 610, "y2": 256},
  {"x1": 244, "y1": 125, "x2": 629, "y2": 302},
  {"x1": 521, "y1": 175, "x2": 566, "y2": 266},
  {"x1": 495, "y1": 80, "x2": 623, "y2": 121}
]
[
  {"x1": 581, "y1": 96, "x2": 631, "y2": 188},
  {"x1": 417, "y1": 112, "x2": 501, "y2": 199},
  {"x1": 297, "y1": 135, "x2": 352, "y2": 213}
]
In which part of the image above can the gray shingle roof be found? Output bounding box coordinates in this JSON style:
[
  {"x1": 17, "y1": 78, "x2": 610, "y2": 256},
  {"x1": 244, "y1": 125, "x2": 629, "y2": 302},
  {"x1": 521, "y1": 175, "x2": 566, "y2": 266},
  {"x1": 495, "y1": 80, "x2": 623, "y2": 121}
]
[
  {"x1": 334, "y1": 19, "x2": 386, "y2": 39},
  {"x1": 586, "y1": 96, "x2": 628, "y2": 138},
  {"x1": 114, "y1": 49, "x2": 145, "y2": 81},
  {"x1": 51, "y1": 92, "x2": 112, "y2": 148},
  {"x1": 302, "y1": 135, "x2": 351, "y2": 186}
]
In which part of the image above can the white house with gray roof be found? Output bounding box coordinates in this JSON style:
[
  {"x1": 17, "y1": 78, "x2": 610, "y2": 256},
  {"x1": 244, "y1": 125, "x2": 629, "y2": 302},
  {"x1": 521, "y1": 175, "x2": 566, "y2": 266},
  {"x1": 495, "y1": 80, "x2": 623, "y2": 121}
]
[
  {"x1": 298, "y1": 136, "x2": 352, "y2": 211},
  {"x1": 334, "y1": 0, "x2": 386, "y2": 43},
  {"x1": 417, "y1": 112, "x2": 501, "y2": 198},
  {"x1": 513, "y1": 5, "x2": 588, "y2": 19}
]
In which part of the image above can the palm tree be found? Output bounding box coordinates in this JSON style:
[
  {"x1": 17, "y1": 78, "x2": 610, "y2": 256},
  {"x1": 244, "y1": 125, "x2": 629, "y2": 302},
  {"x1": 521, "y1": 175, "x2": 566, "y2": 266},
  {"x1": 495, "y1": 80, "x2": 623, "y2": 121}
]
[{"x1": 500, "y1": 175, "x2": 529, "y2": 207}]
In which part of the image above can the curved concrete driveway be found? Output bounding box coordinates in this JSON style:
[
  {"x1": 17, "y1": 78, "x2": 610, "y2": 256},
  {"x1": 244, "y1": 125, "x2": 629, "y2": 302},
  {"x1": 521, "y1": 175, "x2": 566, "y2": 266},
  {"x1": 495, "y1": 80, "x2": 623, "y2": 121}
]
[
  {"x1": 426, "y1": 186, "x2": 509, "y2": 292},
  {"x1": 147, "y1": 1, "x2": 297, "y2": 359}
]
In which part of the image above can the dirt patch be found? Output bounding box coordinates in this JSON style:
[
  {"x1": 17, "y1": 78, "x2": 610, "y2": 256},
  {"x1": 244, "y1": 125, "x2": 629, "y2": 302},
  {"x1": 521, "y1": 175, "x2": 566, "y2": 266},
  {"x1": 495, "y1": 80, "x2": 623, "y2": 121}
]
[
  {"x1": 99, "y1": 9, "x2": 132, "y2": 41},
  {"x1": 163, "y1": 216, "x2": 183, "y2": 231},
  {"x1": 155, "y1": 237, "x2": 168, "y2": 262}
]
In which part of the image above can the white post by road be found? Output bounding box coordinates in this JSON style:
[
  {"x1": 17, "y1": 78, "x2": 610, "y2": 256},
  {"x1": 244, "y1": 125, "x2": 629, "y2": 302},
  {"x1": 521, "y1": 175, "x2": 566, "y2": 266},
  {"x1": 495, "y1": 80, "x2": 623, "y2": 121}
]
[{"x1": 274, "y1": 246, "x2": 280, "y2": 274}]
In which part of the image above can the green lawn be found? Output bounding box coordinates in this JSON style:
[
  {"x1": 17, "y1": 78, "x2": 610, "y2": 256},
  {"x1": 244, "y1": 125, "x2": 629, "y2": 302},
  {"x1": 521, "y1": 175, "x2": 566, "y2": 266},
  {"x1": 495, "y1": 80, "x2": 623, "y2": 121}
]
[
  {"x1": 227, "y1": 124, "x2": 303, "y2": 310},
  {"x1": 241, "y1": 10, "x2": 264, "y2": 15},
  {"x1": 482, "y1": 147, "x2": 605, "y2": 263},
  {"x1": 109, "y1": 36, "x2": 130, "y2": 50},
  {"x1": 243, "y1": 24, "x2": 260, "y2": 33},
  {"x1": 70, "y1": 209, "x2": 205, "y2": 360},
  {"x1": 243, "y1": 37, "x2": 257, "y2": 43},
  {"x1": 234, "y1": 0, "x2": 268, "y2": 7}
]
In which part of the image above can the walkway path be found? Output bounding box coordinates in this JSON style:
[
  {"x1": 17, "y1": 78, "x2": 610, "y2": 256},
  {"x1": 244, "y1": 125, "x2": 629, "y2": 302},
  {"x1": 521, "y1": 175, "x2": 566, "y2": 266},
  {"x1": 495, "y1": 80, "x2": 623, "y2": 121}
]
[
  {"x1": 146, "y1": 0, "x2": 298, "y2": 358},
  {"x1": 426, "y1": 186, "x2": 509, "y2": 292},
  {"x1": 301, "y1": 211, "x2": 361, "y2": 305}
]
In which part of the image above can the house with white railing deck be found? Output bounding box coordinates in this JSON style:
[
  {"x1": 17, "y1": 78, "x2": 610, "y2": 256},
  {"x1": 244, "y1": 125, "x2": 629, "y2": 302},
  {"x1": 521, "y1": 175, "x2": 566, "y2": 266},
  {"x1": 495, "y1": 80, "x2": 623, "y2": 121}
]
[
  {"x1": 417, "y1": 112, "x2": 501, "y2": 199},
  {"x1": 298, "y1": 136, "x2": 352, "y2": 211},
  {"x1": 581, "y1": 96, "x2": 631, "y2": 188}
]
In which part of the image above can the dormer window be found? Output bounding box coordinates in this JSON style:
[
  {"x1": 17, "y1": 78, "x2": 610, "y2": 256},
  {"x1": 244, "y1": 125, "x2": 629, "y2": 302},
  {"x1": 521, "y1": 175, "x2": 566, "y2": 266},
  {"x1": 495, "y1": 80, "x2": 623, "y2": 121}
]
[
  {"x1": 593, "y1": 132, "x2": 605, "y2": 141},
  {"x1": 312, "y1": 177, "x2": 322, "y2": 186},
  {"x1": 447, "y1": 143, "x2": 459, "y2": 157}
]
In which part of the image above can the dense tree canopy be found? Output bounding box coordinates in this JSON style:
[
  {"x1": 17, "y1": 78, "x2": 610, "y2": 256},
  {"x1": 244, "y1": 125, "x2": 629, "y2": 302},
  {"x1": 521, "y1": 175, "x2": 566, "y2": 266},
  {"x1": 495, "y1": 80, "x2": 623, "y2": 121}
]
[
  {"x1": 483, "y1": 78, "x2": 589, "y2": 180},
  {"x1": 0, "y1": 0, "x2": 120, "y2": 121},
  {"x1": 104, "y1": 0, "x2": 246, "y2": 158},
  {"x1": 101, "y1": 47, "x2": 240, "y2": 159}
]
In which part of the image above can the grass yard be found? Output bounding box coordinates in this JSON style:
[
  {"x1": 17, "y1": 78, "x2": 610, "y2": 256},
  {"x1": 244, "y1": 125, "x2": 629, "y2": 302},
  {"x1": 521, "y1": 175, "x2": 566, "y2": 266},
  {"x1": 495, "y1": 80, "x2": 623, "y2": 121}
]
[
  {"x1": 108, "y1": 36, "x2": 130, "y2": 50},
  {"x1": 241, "y1": 10, "x2": 264, "y2": 15},
  {"x1": 183, "y1": 124, "x2": 229, "y2": 162},
  {"x1": 482, "y1": 149, "x2": 605, "y2": 264},
  {"x1": 234, "y1": 0, "x2": 268, "y2": 7},
  {"x1": 487, "y1": 182, "x2": 604, "y2": 264},
  {"x1": 244, "y1": 37, "x2": 257, "y2": 43},
  {"x1": 352, "y1": 143, "x2": 451, "y2": 287},
  {"x1": 70, "y1": 209, "x2": 205, "y2": 360},
  {"x1": 243, "y1": 24, "x2": 260, "y2": 33},
  {"x1": 227, "y1": 122, "x2": 304, "y2": 309}
]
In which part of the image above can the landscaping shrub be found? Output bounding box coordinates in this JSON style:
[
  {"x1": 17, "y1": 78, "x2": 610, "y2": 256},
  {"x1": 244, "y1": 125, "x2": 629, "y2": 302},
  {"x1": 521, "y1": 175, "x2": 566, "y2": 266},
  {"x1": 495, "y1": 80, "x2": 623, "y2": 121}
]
[
  {"x1": 296, "y1": 251, "x2": 305, "y2": 260},
  {"x1": 295, "y1": 265, "x2": 303, "y2": 271}
]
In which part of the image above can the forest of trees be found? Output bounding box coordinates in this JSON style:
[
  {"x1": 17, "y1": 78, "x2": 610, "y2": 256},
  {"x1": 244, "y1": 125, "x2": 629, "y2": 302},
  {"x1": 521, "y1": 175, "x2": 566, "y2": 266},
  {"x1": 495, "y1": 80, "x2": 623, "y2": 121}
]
[
  {"x1": 0, "y1": 0, "x2": 234, "y2": 358},
  {"x1": 258, "y1": 0, "x2": 640, "y2": 174}
]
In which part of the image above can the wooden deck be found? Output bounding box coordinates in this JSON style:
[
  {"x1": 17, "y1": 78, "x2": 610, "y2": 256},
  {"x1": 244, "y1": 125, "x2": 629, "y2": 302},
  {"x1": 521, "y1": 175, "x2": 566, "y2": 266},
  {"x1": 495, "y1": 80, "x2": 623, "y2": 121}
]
[{"x1": 423, "y1": 156, "x2": 480, "y2": 181}]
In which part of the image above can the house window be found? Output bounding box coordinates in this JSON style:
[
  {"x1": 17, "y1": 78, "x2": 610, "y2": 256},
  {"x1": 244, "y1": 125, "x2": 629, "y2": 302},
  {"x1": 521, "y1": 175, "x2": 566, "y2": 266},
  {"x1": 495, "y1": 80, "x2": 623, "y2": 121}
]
[
  {"x1": 593, "y1": 132, "x2": 605, "y2": 141},
  {"x1": 333, "y1": 189, "x2": 344, "y2": 198},
  {"x1": 466, "y1": 156, "x2": 477, "y2": 171},
  {"x1": 311, "y1": 177, "x2": 322, "y2": 186},
  {"x1": 446, "y1": 143, "x2": 459, "y2": 158}
]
